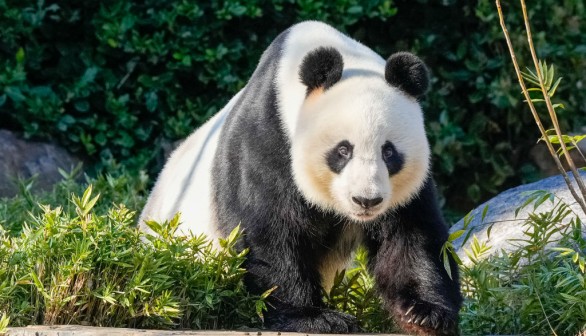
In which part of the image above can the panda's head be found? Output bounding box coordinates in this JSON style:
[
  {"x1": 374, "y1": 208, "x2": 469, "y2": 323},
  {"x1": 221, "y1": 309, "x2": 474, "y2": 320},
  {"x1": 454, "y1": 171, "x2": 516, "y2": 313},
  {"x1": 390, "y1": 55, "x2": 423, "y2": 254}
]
[{"x1": 291, "y1": 47, "x2": 431, "y2": 223}]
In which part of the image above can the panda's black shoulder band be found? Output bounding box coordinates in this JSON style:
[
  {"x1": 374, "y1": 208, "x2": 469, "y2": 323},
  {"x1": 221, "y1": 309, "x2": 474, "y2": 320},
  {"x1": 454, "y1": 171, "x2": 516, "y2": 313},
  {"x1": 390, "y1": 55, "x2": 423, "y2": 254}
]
[
  {"x1": 299, "y1": 47, "x2": 344, "y2": 94},
  {"x1": 385, "y1": 52, "x2": 429, "y2": 98}
]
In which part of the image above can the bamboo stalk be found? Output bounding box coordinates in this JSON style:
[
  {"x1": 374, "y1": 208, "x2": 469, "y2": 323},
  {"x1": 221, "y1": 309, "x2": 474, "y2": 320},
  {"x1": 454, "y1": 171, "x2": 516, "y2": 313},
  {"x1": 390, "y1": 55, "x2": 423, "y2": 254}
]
[
  {"x1": 495, "y1": 0, "x2": 586, "y2": 216},
  {"x1": 520, "y1": 0, "x2": 586, "y2": 205}
]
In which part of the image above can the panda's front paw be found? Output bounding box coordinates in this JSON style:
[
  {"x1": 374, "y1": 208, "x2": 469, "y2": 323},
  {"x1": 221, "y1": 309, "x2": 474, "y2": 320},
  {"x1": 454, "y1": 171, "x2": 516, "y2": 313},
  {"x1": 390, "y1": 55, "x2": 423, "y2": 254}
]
[
  {"x1": 393, "y1": 299, "x2": 458, "y2": 336},
  {"x1": 267, "y1": 307, "x2": 360, "y2": 333}
]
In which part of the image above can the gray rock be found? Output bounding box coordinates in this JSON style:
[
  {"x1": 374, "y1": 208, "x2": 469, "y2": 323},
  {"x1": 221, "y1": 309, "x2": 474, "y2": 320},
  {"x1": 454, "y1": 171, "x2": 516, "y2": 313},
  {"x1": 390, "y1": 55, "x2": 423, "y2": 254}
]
[
  {"x1": 449, "y1": 171, "x2": 586, "y2": 263},
  {"x1": 0, "y1": 130, "x2": 82, "y2": 198}
]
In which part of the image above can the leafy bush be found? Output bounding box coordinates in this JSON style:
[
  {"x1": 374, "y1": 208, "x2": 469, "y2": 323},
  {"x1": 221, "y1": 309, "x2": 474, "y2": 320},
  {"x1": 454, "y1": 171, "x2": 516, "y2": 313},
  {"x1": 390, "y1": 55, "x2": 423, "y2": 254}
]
[
  {"x1": 0, "y1": 163, "x2": 148, "y2": 235},
  {"x1": 455, "y1": 2, "x2": 586, "y2": 333},
  {"x1": 0, "y1": 184, "x2": 267, "y2": 329},
  {"x1": 0, "y1": 0, "x2": 396, "y2": 170},
  {"x1": 459, "y1": 197, "x2": 586, "y2": 334}
]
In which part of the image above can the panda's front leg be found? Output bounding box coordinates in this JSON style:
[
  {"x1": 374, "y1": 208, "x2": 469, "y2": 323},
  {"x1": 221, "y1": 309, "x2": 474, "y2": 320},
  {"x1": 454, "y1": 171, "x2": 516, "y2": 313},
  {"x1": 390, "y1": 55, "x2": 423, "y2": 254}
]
[
  {"x1": 364, "y1": 181, "x2": 462, "y2": 336},
  {"x1": 242, "y1": 240, "x2": 359, "y2": 333}
]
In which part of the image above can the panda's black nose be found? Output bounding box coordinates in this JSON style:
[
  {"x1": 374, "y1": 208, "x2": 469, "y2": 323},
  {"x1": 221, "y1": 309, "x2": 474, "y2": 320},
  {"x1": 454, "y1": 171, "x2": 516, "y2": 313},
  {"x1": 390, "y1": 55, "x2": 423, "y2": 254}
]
[{"x1": 352, "y1": 196, "x2": 383, "y2": 209}]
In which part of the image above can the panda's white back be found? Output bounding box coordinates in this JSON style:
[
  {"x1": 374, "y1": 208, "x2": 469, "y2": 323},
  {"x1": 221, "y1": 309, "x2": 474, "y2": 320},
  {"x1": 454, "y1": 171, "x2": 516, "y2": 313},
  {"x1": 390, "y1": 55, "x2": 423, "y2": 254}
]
[{"x1": 138, "y1": 91, "x2": 242, "y2": 239}]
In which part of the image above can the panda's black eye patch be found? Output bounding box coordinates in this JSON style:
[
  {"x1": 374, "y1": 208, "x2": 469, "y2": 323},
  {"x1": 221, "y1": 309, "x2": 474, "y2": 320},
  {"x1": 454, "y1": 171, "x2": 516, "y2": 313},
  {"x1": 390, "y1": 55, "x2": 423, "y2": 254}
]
[
  {"x1": 326, "y1": 140, "x2": 353, "y2": 174},
  {"x1": 382, "y1": 141, "x2": 404, "y2": 176}
]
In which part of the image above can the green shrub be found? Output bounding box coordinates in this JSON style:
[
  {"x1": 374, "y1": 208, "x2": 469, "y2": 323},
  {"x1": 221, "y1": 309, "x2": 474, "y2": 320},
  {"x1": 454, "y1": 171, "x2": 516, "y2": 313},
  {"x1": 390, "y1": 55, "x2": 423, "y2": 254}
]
[
  {"x1": 323, "y1": 249, "x2": 397, "y2": 333},
  {"x1": 455, "y1": 2, "x2": 586, "y2": 332},
  {"x1": 0, "y1": 163, "x2": 148, "y2": 236},
  {"x1": 0, "y1": 184, "x2": 266, "y2": 329},
  {"x1": 459, "y1": 197, "x2": 586, "y2": 334}
]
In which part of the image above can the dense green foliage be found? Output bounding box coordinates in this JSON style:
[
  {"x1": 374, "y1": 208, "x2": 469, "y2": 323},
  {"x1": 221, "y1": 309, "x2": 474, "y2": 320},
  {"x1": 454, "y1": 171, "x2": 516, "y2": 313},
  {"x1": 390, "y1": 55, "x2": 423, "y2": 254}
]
[
  {"x1": 0, "y1": 176, "x2": 266, "y2": 329},
  {"x1": 1, "y1": 0, "x2": 585, "y2": 213},
  {"x1": 0, "y1": 0, "x2": 396, "y2": 169}
]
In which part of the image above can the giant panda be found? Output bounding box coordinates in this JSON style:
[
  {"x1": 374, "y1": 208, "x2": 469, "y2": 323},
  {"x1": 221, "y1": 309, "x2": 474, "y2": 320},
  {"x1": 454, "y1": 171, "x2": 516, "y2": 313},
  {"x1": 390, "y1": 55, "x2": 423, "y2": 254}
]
[{"x1": 139, "y1": 21, "x2": 462, "y2": 336}]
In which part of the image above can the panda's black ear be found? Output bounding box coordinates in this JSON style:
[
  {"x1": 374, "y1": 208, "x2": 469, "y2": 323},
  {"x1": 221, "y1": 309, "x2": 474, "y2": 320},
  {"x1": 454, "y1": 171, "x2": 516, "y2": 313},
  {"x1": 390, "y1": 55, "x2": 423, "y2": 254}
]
[
  {"x1": 299, "y1": 47, "x2": 344, "y2": 94},
  {"x1": 385, "y1": 52, "x2": 429, "y2": 98}
]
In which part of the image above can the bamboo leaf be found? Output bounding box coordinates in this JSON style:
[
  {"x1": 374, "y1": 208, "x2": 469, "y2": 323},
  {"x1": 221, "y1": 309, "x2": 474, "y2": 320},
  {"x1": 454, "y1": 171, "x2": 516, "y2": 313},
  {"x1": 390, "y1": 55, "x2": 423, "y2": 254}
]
[
  {"x1": 442, "y1": 249, "x2": 453, "y2": 280},
  {"x1": 539, "y1": 60, "x2": 546, "y2": 84},
  {"x1": 549, "y1": 76, "x2": 562, "y2": 97},
  {"x1": 448, "y1": 230, "x2": 464, "y2": 242},
  {"x1": 481, "y1": 204, "x2": 489, "y2": 222},
  {"x1": 546, "y1": 62, "x2": 554, "y2": 88},
  {"x1": 552, "y1": 103, "x2": 565, "y2": 110},
  {"x1": 81, "y1": 185, "x2": 93, "y2": 207},
  {"x1": 521, "y1": 69, "x2": 540, "y2": 86},
  {"x1": 524, "y1": 67, "x2": 538, "y2": 81}
]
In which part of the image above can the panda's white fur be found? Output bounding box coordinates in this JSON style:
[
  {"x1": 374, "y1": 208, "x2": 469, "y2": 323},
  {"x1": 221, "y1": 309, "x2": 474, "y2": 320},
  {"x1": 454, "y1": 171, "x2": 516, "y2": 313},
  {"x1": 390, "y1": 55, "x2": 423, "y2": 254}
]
[
  {"x1": 138, "y1": 91, "x2": 243, "y2": 238},
  {"x1": 140, "y1": 20, "x2": 428, "y2": 237}
]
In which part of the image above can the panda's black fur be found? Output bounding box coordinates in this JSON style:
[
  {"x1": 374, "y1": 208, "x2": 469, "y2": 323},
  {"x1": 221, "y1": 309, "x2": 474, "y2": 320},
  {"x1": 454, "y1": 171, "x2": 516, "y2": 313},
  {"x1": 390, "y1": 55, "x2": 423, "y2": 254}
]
[{"x1": 142, "y1": 21, "x2": 462, "y2": 335}]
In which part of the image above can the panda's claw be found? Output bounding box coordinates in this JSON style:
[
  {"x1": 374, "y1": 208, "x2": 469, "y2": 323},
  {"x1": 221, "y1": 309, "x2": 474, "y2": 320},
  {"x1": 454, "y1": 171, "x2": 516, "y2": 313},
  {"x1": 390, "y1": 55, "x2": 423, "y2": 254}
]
[
  {"x1": 393, "y1": 298, "x2": 459, "y2": 335},
  {"x1": 411, "y1": 315, "x2": 419, "y2": 324}
]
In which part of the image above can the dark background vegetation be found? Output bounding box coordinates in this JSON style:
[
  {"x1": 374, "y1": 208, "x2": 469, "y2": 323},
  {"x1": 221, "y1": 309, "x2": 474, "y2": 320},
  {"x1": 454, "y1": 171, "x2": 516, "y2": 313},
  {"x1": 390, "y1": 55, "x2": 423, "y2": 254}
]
[{"x1": 1, "y1": 0, "x2": 585, "y2": 216}]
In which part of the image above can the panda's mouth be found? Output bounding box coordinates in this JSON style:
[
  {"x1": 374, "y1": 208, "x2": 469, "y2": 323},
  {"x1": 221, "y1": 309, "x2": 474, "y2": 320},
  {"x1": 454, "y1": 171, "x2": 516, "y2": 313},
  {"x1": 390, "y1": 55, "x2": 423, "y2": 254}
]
[{"x1": 351, "y1": 211, "x2": 380, "y2": 222}]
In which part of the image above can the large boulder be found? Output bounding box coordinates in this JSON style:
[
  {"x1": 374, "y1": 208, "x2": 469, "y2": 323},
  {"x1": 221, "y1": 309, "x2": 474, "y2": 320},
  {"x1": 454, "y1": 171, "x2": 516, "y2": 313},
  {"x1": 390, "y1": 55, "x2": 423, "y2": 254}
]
[
  {"x1": 0, "y1": 130, "x2": 82, "y2": 198},
  {"x1": 449, "y1": 171, "x2": 586, "y2": 263}
]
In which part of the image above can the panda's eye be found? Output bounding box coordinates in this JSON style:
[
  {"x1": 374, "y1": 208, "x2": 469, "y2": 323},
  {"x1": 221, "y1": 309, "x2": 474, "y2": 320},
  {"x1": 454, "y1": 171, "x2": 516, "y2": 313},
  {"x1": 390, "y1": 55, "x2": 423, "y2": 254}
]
[
  {"x1": 381, "y1": 141, "x2": 404, "y2": 176},
  {"x1": 338, "y1": 145, "x2": 350, "y2": 158},
  {"x1": 382, "y1": 147, "x2": 393, "y2": 160},
  {"x1": 326, "y1": 140, "x2": 353, "y2": 174}
]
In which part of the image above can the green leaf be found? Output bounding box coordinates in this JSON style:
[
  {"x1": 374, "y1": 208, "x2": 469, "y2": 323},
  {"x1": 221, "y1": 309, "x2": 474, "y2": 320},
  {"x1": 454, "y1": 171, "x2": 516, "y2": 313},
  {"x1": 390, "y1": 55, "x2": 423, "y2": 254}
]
[
  {"x1": 15, "y1": 47, "x2": 25, "y2": 63},
  {"x1": 442, "y1": 248, "x2": 453, "y2": 280},
  {"x1": 145, "y1": 91, "x2": 158, "y2": 112},
  {"x1": 5, "y1": 87, "x2": 26, "y2": 103},
  {"x1": 0, "y1": 312, "x2": 9, "y2": 334},
  {"x1": 549, "y1": 77, "x2": 562, "y2": 97},
  {"x1": 481, "y1": 204, "x2": 489, "y2": 222},
  {"x1": 81, "y1": 67, "x2": 98, "y2": 85},
  {"x1": 546, "y1": 62, "x2": 554, "y2": 88},
  {"x1": 448, "y1": 230, "x2": 464, "y2": 242},
  {"x1": 74, "y1": 100, "x2": 90, "y2": 112}
]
